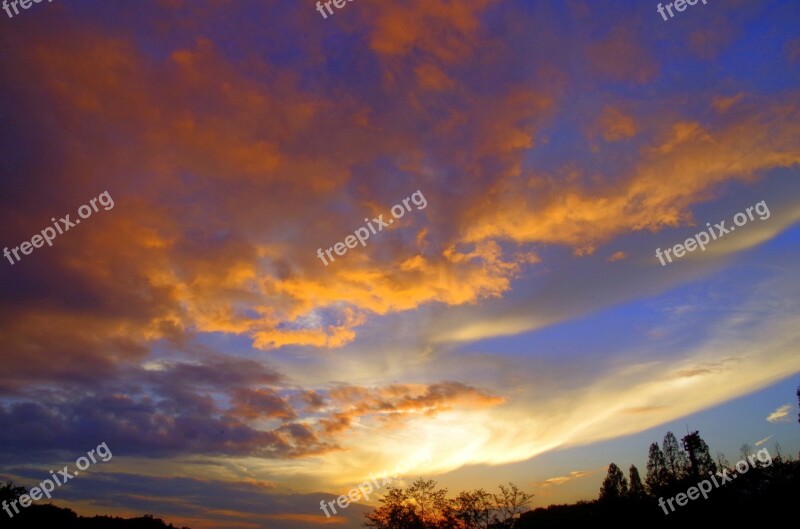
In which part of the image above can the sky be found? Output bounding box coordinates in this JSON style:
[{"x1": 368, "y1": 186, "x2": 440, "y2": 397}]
[{"x1": 0, "y1": 1, "x2": 799, "y2": 528}]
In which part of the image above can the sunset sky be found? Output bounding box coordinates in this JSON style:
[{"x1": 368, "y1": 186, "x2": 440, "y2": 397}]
[{"x1": 1, "y1": 1, "x2": 799, "y2": 528}]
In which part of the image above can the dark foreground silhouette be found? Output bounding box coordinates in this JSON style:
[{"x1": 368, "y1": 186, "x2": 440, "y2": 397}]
[
  {"x1": 517, "y1": 430, "x2": 800, "y2": 528},
  {"x1": 0, "y1": 501, "x2": 190, "y2": 529}
]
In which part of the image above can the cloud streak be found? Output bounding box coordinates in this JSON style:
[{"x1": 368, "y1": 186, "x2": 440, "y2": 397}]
[{"x1": 766, "y1": 404, "x2": 792, "y2": 423}]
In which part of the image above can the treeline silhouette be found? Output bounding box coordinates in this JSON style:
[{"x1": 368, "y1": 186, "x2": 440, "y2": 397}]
[
  {"x1": 518, "y1": 430, "x2": 800, "y2": 528},
  {"x1": 0, "y1": 483, "x2": 190, "y2": 529},
  {"x1": 361, "y1": 431, "x2": 800, "y2": 528},
  {"x1": 364, "y1": 480, "x2": 534, "y2": 529}
]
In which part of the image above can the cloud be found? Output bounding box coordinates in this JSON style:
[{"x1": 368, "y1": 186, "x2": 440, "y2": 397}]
[
  {"x1": 669, "y1": 359, "x2": 741, "y2": 380},
  {"x1": 462, "y1": 94, "x2": 800, "y2": 255},
  {"x1": 0, "y1": 358, "x2": 337, "y2": 461},
  {"x1": 536, "y1": 468, "x2": 601, "y2": 488},
  {"x1": 320, "y1": 381, "x2": 504, "y2": 434},
  {"x1": 230, "y1": 388, "x2": 298, "y2": 421},
  {"x1": 754, "y1": 435, "x2": 773, "y2": 447},
  {"x1": 0, "y1": 357, "x2": 501, "y2": 467},
  {"x1": 711, "y1": 93, "x2": 747, "y2": 113},
  {"x1": 766, "y1": 404, "x2": 792, "y2": 423},
  {"x1": 337, "y1": 261, "x2": 800, "y2": 479},
  {"x1": 0, "y1": 392, "x2": 298, "y2": 461},
  {"x1": 594, "y1": 107, "x2": 638, "y2": 142},
  {"x1": 0, "y1": 27, "x2": 551, "y2": 351},
  {"x1": 365, "y1": 0, "x2": 500, "y2": 61},
  {"x1": 620, "y1": 406, "x2": 668, "y2": 415},
  {"x1": 3, "y1": 0, "x2": 797, "y2": 359}
]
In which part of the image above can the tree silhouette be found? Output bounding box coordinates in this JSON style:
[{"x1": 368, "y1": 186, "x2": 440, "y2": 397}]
[
  {"x1": 739, "y1": 443, "x2": 753, "y2": 461},
  {"x1": 492, "y1": 482, "x2": 534, "y2": 528},
  {"x1": 407, "y1": 478, "x2": 449, "y2": 527},
  {"x1": 0, "y1": 481, "x2": 27, "y2": 503},
  {"x1": 715, "y1": 450, "x2": 730, "y2": 470},
  {"x1": 627, "y1": 465, "x2": 646, "y2": 501},
  {"x1": 682, "y1": 431, "x2": 716, "y2": 481},
  {"x1": 598, "y1": 463, "x2": 628, "y2": 502},
  {"x1": 772, "y1": 442, "x2": 783, "y2": 462},
  {"x1": 365, "y1": 478, "x2": 457, "y2": 529},
  {"x1": 363, "y1": 480, "x2": 533, "y2": 529},
  {"x1": 454, "y1": 489, "x2": 493, "y2": 529},
  {"x1": 662, "y1": 431, "x2": 688, "y2": 484},
  {"x1": 0, "y1": 497, "x2": 191, "y2": 529},
  {"x1": 365, "y1": 486, "x2": 424, "y2": 529},
  {"x1": 513, "y1": 429, "x2": 800, "y2": 528},
  {"x1": 645, "y1": 442, "x2": 668, "y2": 496}
]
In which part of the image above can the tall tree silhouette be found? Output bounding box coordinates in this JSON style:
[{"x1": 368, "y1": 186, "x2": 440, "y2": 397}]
[
  {"x1": 598, "y1": 463, "x2": 628, "y2": 502},
  {"x1": 662, "y1": 431, "x2": 688, "y2": 484},
  {"x1": 628, "y1": 465, "x2": 646, "y2": 501},
  {"x1": 516, "y1": 429, "x2": 800, "y2": 528},
  {"x1": 645, "y1": 442, "x2": 669, "y2": 496},
  {"x1": 682, "y1": 431, "x2": 716, "y2": 481}
]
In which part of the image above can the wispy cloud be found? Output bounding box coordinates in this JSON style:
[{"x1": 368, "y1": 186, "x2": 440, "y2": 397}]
[
  {"x1": 754, "y1": 435, "x2": 773, "y2": 447},
  {"x1": 536, "y1": 468, "x2": 602, "y2": 488},
  {"x1": 766, "y1": 404, "x2": 793, "y2": 423}
]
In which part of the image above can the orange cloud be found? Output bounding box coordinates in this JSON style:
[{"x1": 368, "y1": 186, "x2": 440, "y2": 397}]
[
  {"x1": 2, "y1": 8, "x2": 796, "y2": 361},
  {"x1": 367, "y1": 0, "x2": 499, "y2": 62},
  {"x1": 596, "y1": 106, "x2": 638, "y2": 142},
  {"x1": 319, "y1": 381, "x2": 505, "y2": 435},
  {"x1": 462, "y1": 93, "x2": 800, "y2": 255},
  {"x1": 415, "y1": 63, "x2": 457, "y2": 91},
  {"x1": 711, "y1": 93, "x2": 746, "y2": 113},
  {"x1": 230, "y1": 388, "x2": 297, "y2": 421}
]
